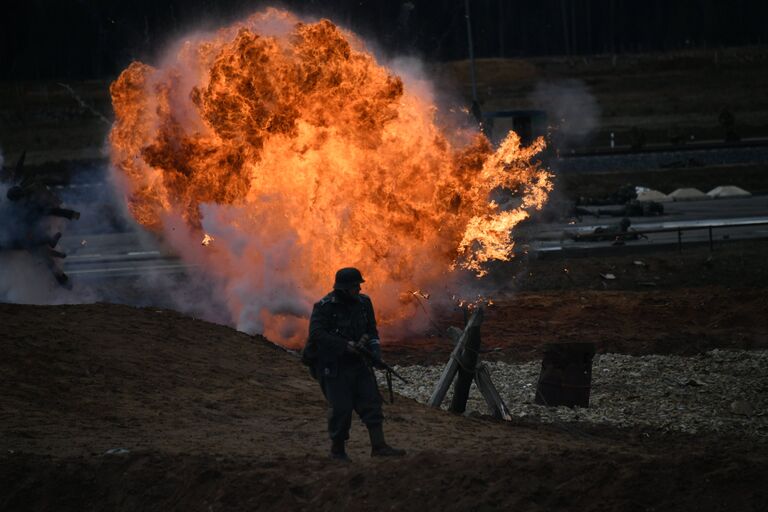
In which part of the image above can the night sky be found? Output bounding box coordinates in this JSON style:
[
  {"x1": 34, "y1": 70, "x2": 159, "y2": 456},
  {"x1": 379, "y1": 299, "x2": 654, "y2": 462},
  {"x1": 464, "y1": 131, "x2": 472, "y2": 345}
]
[{"x1": 2, "y1": 0, "x2": 768, "y2": 80}]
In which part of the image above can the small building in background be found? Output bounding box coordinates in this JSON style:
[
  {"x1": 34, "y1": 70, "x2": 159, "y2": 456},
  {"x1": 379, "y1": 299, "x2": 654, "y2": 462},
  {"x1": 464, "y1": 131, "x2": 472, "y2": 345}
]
[{"x1": 482, "y1": 109, "x2": 548, "y2": 147}]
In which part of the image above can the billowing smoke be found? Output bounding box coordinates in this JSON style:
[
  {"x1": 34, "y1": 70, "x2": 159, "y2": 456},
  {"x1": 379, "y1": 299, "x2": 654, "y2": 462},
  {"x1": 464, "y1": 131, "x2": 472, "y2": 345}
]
[
  {"x1": 530, "y1": 79, "x2": 600, "y2": 148},
  {"x1": 0, "y1": 149, "x2": 130, "y2": 304},
  {"x1": 107, "y1": 9, "x2": 552, "y2": 346},
  {"x1": 0, "y1": 11, "x2": 551, "y2": 344},
  {"x1": 0, "y1": 183, "x2": 76, "y2": 304}
]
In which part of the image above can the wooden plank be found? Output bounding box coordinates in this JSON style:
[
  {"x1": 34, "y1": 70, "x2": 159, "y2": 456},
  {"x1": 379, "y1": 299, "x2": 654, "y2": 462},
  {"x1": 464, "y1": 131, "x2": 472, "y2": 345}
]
[
  {"x1": 474, "y1": 363, "x2": 513, "y2": 421},
  {"x1": 428, "y1": 307, "x2": 484, "y2": 408}
]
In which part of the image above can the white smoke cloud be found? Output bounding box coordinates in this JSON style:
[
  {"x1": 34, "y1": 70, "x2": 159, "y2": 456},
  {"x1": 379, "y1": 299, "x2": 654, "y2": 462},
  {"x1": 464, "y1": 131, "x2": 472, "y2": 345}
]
[
  {"x1": 0, "y1": 157, "x2": 114, "y2": 305},
  {"x1": 0, "y1": 150, "x2": 60, "y2": 302},
  {"x1": 155, "y1": 201, "x2": 316, "y2": 342},
  {"x1": 530, "y1": 79, "x2": 600, "y2": 147},
  {"x1": 103, "y1": 10, "x2": 553, "y2": 347},
  {"x1": 164, "y1": 204, "x2": 313, "y2": 338},
  {"x1": 0, "y1": 252, "x2": 76, "y2": 303},
  {"x1": 388, "y1": 56, "x2": 432, "y2": 103}
]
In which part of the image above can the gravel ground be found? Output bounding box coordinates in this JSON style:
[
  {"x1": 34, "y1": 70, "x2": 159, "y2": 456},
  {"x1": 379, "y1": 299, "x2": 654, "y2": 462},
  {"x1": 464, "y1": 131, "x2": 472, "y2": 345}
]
[{"x1": 380, "y1": 349, "x2": 768, "y2": 438}]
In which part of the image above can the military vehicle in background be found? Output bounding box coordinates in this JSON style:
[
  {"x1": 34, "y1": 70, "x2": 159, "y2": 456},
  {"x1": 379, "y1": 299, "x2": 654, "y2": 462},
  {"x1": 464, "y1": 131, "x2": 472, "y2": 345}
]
[{"x1": 1, "y1": 152, "x2": 80, "y2": 287}]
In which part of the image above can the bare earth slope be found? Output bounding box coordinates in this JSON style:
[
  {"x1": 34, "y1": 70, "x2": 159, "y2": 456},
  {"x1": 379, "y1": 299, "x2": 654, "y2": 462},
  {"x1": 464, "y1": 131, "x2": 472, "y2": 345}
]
[
  {"x1": 1, "y1": 303, "x2": 767, "y2": 511},
  {"x1": 388, "y1": 288, "x2": 768, "y2": 365}
]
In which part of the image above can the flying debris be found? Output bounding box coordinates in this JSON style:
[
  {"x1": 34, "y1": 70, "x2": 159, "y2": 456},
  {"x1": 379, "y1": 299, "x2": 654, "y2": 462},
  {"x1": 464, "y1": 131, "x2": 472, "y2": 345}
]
[{"x1": 1, "y1": 151, "x2": 81, "y2": 287}]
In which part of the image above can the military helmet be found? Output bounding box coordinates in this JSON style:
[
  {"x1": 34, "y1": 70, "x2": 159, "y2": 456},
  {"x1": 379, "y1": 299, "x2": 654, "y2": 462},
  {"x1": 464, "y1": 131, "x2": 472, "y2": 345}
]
[{"x1": 333, "y1": 267, "x2": 365, "y2": 290}]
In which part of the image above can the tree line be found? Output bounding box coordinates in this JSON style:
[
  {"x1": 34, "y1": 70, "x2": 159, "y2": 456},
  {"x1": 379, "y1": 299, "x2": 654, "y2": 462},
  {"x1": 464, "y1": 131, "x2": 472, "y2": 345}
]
[{"x1": 2, "y1": 0, "x2": 767, "y2": 80}]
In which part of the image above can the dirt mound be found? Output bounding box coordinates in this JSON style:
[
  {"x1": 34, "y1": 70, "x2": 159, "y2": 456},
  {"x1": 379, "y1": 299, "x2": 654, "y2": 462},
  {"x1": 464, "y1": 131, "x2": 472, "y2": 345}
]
[
  {"x1": 2, "y1": 303, "x2": 767, "y2": 511},
  {"x1": 385, "y1": 288, "x2": 768, "y2": 365},
  {"x1": 3, "y1": 447, "x2": 767, "y2": 512}
]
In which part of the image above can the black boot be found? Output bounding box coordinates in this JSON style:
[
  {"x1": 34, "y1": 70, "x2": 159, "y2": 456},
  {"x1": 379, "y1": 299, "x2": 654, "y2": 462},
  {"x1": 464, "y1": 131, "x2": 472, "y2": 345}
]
[
  {"x1": 368, "y1": 424, "x2": 405, "y2": 457},
  {"x1": 330, "y1": 439, "x2": 350, "y2": 461}
]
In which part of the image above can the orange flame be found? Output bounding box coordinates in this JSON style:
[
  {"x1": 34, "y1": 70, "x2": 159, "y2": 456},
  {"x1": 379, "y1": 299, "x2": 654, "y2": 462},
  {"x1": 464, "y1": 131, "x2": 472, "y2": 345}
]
[{"x1": 108, "y1": 9, "x2": 552, "y2": 345}]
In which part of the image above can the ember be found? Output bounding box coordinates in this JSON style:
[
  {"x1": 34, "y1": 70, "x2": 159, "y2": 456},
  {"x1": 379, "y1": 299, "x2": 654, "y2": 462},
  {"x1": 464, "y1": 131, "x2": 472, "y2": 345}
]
[{"x1": 108, "y1": 8, "x2": 552, "y2": 345}]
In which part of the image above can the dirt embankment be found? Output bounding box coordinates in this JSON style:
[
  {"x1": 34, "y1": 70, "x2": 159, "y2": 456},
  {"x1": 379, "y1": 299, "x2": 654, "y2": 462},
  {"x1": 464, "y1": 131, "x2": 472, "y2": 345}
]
[
  {"x1": 387, "y1": 240, "x2": 768, "y2": 365},
  {"x1": 386, "y1": 287, "x2": 768, "y2": 365},
  {"x1": 2, "y1": 302, "x2": 768, "y2": 511}
]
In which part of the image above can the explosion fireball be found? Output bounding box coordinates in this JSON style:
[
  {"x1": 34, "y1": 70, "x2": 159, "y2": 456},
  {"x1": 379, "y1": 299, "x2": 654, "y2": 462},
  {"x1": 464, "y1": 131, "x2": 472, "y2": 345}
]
[{"x1": 109, "y1": 8, "x2": 552, "y2": 345}]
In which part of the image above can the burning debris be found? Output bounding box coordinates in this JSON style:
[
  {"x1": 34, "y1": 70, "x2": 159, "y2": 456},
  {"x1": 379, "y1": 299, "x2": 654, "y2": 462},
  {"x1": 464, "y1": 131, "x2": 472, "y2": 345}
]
[
  {"x1": 1, "y1": 152, "x2": 80, "y2": 287},
  {"x1": 453, "y1": 295, "x2": 495, "y2": 309},
  {"x1": 201, "y1": 233, "x2": 214, "y2": 246},
  {"x1": 108, "y1": 8, "x2": 552, "y2": 343}
]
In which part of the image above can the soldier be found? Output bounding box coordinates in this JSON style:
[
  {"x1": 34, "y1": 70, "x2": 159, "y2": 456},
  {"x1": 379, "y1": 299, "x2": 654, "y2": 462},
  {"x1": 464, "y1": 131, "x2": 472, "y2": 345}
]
[{"x1": 304, "y1": 267, "x2": 406, "y2": 461}]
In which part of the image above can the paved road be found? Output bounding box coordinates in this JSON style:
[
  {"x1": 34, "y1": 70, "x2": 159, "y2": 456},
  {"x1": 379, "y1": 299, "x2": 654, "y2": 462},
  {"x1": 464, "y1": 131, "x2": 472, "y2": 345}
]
[
  {"x1": 60, "y1": 231, "x2": 190, "y2": 280},
  {"x1": 531, "y1": 195, "x2": 768, "y2": 252},
  {"x1": 58, "y1": 195, "x2": 768, "y2": 279}
]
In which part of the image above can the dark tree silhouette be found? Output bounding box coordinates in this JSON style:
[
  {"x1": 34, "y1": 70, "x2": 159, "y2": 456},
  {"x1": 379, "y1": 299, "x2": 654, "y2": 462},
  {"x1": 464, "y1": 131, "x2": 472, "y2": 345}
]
[{"x1": 1, "y1": 0, "x2": 767, "y2": 80}]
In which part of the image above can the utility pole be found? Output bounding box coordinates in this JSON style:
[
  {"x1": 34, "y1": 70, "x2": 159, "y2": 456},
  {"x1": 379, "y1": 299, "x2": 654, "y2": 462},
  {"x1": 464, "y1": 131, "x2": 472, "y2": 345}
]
[
  {"x1": 609, "y1": 0, "x2": 616, "y2": 54},
  {"x1": 498, "y1": 0, "x2": 506, "y2": 58},
  {"x1": 464, "y1": 0, "x2": 478, "y2": 104},
  {"x1": 560, "y1": 0, "x2": 571, "y2": 56},
  {"x1": 570, "y1": 0, "x2": 577, "y2": 54}
]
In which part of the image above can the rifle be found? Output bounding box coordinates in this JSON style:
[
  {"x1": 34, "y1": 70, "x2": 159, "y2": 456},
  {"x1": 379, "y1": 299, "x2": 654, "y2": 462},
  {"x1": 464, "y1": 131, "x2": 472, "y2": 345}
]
[
  {"x1": 351, "y1": 336, "x2": 408, "y2": 403},
  {"x1": 353, "y1": 341, "x2": 408, "y2": 384}
]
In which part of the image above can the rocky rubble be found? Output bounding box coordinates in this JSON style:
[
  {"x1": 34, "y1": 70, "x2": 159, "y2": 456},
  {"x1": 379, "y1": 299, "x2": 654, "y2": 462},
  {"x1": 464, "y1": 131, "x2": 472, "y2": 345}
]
[{"x1": 379, "y1": 349, "x2": 768, "y2": 438}]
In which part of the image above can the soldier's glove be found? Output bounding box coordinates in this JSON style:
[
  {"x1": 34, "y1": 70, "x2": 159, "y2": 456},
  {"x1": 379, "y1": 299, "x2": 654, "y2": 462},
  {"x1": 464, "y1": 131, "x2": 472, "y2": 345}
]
[
  {"x1": 353, "y1": 334, "x2": 369, "y2": 352},
  {"x1": 357, "y1": 334, "x2": 379, "y2": 354},
  {"x1": 355, "y1": 334, "x2": 383, "y2": 362},
  {"x1": 345, "y1": 341, "x2": 359, "y2": 354}
]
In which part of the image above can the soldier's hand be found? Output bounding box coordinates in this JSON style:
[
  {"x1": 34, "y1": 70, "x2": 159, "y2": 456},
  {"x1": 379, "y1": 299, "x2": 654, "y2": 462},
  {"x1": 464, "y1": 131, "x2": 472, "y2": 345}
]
[
  {"x1": 372, "y1": 359, "x2": 387, "y2": 370},
  {"x1": 346, "y1": 341, "x2": 358, "y2": 353}
]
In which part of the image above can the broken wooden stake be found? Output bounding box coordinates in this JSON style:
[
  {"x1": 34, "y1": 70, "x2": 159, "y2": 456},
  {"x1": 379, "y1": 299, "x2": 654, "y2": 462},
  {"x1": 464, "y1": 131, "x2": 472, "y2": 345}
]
[
  {"x1": 449, "y1": 310, "x2": 484, "y2": 414},
  {"x1": 474, "y1": 364, "x2": 512, "y2": 421},
  {"x1": 428, "y1": 306, "x2": 513, "y2": 420},
  {"x1": 428, "y1": 306, "x2": 484, "y2": 408}
]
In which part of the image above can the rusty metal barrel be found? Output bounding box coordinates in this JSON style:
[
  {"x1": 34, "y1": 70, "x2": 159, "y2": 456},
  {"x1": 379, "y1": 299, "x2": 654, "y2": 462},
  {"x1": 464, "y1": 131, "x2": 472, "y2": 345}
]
[{"x1": 535, "y1": 342, "x2": 595, "y2": 408}]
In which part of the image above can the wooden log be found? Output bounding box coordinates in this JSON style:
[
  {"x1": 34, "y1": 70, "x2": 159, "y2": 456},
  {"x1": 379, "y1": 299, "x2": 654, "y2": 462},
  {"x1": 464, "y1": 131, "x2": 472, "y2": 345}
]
[
  {"x1": 474, "y1": 364, "x2": 512, "y2": 421},
  {"x1": 449, "y1": 310, "x2": 484, "y2": 414},
  {"x1": 428, "y1": 307, "x2": 484, "y2": 408}
]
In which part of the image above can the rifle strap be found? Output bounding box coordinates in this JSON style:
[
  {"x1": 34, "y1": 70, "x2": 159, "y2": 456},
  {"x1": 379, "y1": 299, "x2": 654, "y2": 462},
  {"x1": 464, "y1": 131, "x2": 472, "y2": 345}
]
[{"x1": 386, "y1": 369, "x2": 394, "y2": 404}]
